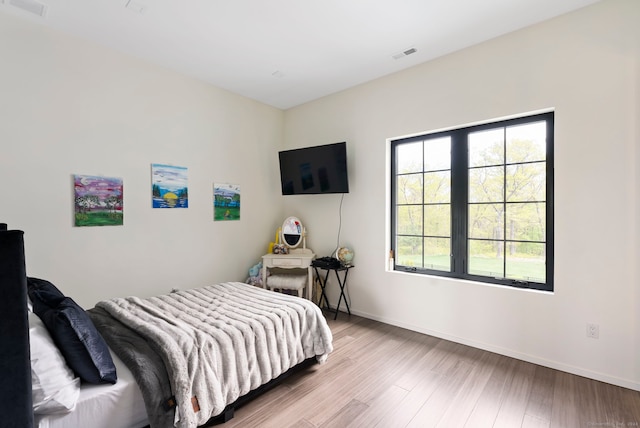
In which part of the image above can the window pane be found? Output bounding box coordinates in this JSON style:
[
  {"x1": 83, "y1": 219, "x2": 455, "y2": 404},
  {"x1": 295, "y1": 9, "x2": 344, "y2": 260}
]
[
  {"x1": 424, "y1": 204, "x2": 450, "y2": 237},
  {"x1": 468, "y1": 203, "x2": 504, "y2": 240},
  {"x1": 397, "y1": 174, "x2": 423, "y2": 204},
  {"x1": 505, "y1": 203, "x2": 545, "y2": 242},
  {"x1": 469, "y1": 166, "x2": 504, "y2": 203},
  {"x1": 424, "y1": 171, "x2": 450, "y2": 204},
  {"x1": 469, "y1": 128, "x2": 504, "y2": 167},
  {"x1": 397, "y1": 236, "x2": 422, "y2": 267},
  {"x1": 424, "y1": 237, "x2": 450, "y2": 271},
  {"x1": 397, "y1": 142, "x2": 423, "y2": 174},
  {"x1": 391, "y1": 112, "x2": 552, "y2": 290},
  {"x1": 424, "y1": 137, "x2": 451, "y2": 171},
  {"x1": 506, "y1": 121, "x2": 546, "y2": 164},
  {"x1": 506, "y1": 163, "x2": 546, "y2": 202},
  {"x1": 506, "y1": 242, "x2": 545, "y2": 282},
  {"x1": 397, "y1": 206, "x2": 422, "y2": 235},
  {"x1": 468, "y1": 240, "x2": 504, "y2": 278}
]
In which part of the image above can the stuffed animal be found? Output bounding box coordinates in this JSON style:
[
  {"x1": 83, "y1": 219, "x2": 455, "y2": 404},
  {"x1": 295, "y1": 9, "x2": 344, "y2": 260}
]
[
  {"x1": 246, "y1": 261, "x2": 265, "y2": 287},
  {"x1": 248, "y1": 261, "x2": 262, "y2": 278}
]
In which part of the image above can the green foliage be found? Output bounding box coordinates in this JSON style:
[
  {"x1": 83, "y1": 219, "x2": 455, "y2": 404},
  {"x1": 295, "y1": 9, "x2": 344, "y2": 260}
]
[
  {"x1": 214, "y1": 206, "x2": 240, "y2": 221},
  {"x1": 468, "y1": 255, "x2": 545, "y2": 282},
  {"x1": 395, "y1": 134, "x2": 547, "y2": 278},
  {"x1": 75, "y1": 211, "x2": 123, "y2": 227}
]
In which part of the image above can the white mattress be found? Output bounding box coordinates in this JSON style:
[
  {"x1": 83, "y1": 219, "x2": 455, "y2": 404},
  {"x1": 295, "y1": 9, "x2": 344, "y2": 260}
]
[{"x1": 36, "y1": 350, "x2": 148, "y2": 428}]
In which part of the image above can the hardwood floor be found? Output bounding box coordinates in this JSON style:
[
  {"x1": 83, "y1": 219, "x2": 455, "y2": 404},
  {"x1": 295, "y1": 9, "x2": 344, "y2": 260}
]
[{"x1": 222, "y1": 312, "x2": 640, "y2": 428}]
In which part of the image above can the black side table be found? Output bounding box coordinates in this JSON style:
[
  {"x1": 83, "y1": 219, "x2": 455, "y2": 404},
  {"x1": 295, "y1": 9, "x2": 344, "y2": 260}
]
[{"x1": 313, "y1": 264, "x2": 352, "y2": 320}]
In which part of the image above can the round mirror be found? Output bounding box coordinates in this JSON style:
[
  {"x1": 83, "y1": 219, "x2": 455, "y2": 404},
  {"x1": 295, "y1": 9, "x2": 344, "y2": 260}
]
[{"x1": 281, "y1": 216, "x2": 303, "y2": 248}]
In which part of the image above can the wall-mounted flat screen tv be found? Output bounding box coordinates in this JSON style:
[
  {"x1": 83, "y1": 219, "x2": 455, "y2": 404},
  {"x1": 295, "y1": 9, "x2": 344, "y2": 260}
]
[{"x1": 278, "y1": 142, "x2": 349, "y2": 195}]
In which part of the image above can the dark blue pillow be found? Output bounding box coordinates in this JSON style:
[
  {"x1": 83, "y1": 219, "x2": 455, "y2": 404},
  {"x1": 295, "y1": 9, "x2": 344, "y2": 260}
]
[
  {"x1": 32, "y1": 292, "x2": 117, "y2": 385},
  {"x1": 27, "y1": 277, "x2": 66, "y2": 307}
]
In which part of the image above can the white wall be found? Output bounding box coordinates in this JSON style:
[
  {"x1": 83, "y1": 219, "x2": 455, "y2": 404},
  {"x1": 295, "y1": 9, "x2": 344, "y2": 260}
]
[
  {"x1": 0, "y1": 12, "x2": 284, "y2": 307},
  {"x1": 283, "y1": 0, "x2": 640, "y2": 390},
  {"x1": 1, "y1": 0, "x2": 637, "y2": 392}
]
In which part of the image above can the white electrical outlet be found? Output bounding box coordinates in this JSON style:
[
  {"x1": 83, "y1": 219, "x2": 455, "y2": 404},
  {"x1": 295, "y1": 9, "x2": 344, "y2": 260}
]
[{"x1": 586, "y1": 323, "x2": 599, "y2": 339}]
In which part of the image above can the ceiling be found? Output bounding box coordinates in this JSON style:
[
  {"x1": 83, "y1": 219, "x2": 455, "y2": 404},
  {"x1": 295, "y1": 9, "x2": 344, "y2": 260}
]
[{"x1": 1, "y1": 0, "x2": 600, "y2": 110}]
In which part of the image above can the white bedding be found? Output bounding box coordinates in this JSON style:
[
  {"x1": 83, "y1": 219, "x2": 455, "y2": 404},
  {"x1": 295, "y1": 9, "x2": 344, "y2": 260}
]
[{"x1": 36, "y1": 351, "x2": 148, "y2": 428}]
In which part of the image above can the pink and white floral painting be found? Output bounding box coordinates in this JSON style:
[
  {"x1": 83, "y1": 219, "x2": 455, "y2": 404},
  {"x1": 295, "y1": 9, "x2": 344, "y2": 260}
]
[{"x1": 74, "y1": 174, "x2": 123, "y2": 226}]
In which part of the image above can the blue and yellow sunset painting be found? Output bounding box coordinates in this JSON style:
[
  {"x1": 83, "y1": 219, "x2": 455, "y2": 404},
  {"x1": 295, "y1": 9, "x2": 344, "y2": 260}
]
[{"x1": 151, "y1": 163, "x2": 189, "y2": 208}]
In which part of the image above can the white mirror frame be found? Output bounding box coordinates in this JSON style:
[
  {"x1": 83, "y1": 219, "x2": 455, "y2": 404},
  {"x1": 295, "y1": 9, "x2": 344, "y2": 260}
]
[{"x1": 281, "y1": 216, "x2": 305, "y2": 248}]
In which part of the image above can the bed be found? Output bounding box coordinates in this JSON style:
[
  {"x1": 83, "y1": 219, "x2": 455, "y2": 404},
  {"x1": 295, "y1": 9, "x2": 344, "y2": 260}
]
[
  {"x1": 0, "y1": 225, "x2": 333, "y2": 428},
  {"x1": 33, "y1": 349, "x2": 148, "y2": 428}
]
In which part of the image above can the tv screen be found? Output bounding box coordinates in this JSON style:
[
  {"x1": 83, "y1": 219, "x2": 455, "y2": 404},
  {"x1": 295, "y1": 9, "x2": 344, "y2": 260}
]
[{"x1": 278, "y1": 142, "x2": 349, "y2": 195}]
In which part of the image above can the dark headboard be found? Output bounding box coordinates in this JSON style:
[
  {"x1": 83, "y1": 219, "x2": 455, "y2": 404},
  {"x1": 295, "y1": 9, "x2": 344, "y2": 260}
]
[{"x1": 0, "y1": 225, "x2": 34, "y2": 428}]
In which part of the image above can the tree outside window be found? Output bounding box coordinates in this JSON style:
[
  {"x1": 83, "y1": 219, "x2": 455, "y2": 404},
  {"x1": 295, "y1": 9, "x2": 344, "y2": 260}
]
[{"x1": 391, "y1": 112, "x2": 554, "y2": 291}]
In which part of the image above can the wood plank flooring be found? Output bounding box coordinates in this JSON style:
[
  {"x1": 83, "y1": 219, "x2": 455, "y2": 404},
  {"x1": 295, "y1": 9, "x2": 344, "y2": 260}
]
[{"x1": 222, "y1": 312, "x2": 640, "y2": 428}]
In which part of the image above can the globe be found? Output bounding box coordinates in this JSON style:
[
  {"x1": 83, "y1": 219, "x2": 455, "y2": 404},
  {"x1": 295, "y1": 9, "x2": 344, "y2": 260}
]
[{"x1": 336, "y1": 247, "x2": 354, "y2": 266}]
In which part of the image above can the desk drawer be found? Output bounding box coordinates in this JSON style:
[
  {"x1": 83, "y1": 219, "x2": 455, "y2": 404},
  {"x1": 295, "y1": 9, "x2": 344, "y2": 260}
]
[{"x1": 271, "y1": 258, "x2": 304, "y2": 267}]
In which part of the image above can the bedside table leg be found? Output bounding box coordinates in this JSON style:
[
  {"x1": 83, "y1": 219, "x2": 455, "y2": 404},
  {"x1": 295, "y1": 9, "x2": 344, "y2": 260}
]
[
  {"x1": 333, "y1": 268, "x2": 351, "y2": 320},
  {"x1": 314, "y1": 267, "x2": 331, "y2": 311},
  {"x1": 261, "y1": 264, "x2": 267, "y2": 290}
]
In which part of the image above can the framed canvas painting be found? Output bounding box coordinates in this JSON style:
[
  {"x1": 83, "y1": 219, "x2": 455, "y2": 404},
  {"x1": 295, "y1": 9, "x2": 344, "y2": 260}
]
[
  {"x1": 74, "y1": 175, "x2": 123, "y2": 226},
  {"x1": 213, "y1": 183, "x2": 240, "y2": 221},
  {"x1": 151, "y1": 164, "x2": 188, "y2": 208}
]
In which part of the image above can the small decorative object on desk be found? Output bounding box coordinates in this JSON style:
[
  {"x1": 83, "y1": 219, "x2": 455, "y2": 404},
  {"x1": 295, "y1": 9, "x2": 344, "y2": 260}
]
[
  {"x1": 267, "y1": 227, "x2": 281, "y2": 254},
  {"x1": 272, "y1": 243, "x2": 288, "y2": 254},
  {"x1": 336, "y1": 247, "x2": 354, "y2": 266}
]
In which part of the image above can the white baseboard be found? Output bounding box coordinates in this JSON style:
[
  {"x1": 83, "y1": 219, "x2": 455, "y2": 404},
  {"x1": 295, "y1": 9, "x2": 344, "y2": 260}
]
[{"x1": 344, "y1": 308, "x2": 640, "y2": 392}]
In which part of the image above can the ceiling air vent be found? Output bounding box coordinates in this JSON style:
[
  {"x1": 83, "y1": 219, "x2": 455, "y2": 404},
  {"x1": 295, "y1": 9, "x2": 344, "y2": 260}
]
[
  {"x1": 392, "y1": 47, "x2": 417, "y2": 60},
  {"x1": 7, "y1": 0, "x2": 47, "y2": 17}
]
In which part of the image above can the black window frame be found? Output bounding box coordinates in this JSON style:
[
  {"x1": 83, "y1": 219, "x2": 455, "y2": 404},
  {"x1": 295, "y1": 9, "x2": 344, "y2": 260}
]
[{"x1": 390, "y1": 112, "x2": 554, "y2": 292}]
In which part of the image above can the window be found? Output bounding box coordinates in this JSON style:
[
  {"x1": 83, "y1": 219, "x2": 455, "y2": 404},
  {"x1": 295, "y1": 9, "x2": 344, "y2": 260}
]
[{"x1": 390, "y1": 112, "x2": 554, "y2": 291}]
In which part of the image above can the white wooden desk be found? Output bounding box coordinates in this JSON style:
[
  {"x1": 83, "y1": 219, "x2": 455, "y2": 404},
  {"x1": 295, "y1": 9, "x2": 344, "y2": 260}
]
[{"x1": 261, "y1": 249, "x2": 315, "y2": 300}]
